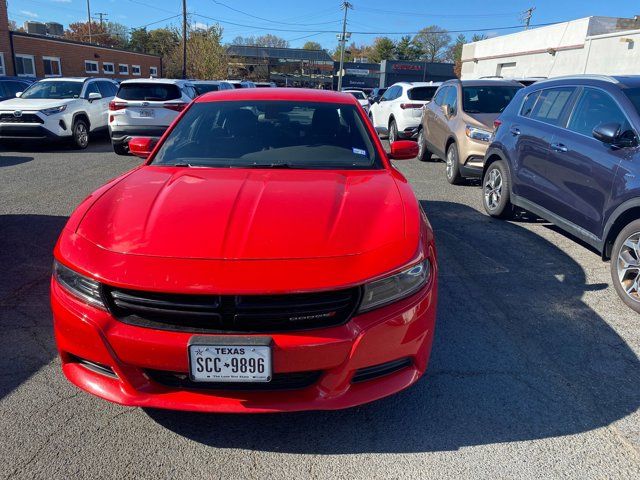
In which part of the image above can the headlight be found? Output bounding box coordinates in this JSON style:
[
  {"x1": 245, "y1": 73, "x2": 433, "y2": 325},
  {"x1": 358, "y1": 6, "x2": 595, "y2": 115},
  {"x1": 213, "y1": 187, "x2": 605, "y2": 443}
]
[
  {"x1": 41, "y1": 105, "x2": 67, "y2": 116},
  {"x1": 465, "y1": 125, "x2": 492, "y2": 142},
  {"x1": 53, "y1": 260, "x2": 105, "y2": 309},
  {"x1": 358, "y1": 259, "x2": 431, "y2": 313}
]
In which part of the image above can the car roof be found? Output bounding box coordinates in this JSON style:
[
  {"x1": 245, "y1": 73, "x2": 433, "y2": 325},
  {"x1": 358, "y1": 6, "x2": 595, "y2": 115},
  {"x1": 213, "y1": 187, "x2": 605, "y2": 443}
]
[
  {"x1": 390, "y1": 81, "x2": 442, "y2": 88},
  {"x1": 530, "y1": 74, "x2": 640, "y2": 90},
  {"x1": 196, "y1": 87, "x2": 359, "y2": 105},
  {"x1": 193, "y1": 80, "x2": 228, "y2": 84},
  {"x1": 119, "y1": 78, "x2": 189, "y2": 85},
  {"x1": 445, "y1": 79, "x2": 524, "y2": 87},
  {"x1": 36, "y1": 77, "x2": 91, "y2": 82}
]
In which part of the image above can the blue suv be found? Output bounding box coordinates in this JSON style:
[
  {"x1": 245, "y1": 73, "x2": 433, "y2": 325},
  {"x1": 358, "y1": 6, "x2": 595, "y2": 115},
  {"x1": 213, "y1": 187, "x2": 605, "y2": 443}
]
[{"x1": 482, "y1": 75, "x2": 640, "y2": 313}]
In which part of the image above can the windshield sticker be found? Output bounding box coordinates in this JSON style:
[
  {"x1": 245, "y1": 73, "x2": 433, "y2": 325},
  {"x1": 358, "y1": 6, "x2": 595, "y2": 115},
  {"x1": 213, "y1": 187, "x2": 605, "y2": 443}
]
[{"x1": 352, "y1": 148, "x2": 367, "y2": 156}]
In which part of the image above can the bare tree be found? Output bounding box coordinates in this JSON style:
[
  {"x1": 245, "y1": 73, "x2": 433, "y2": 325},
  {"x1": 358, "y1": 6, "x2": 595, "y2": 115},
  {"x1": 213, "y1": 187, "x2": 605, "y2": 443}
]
[{"x1": 412, "y1": 25, "x2": 452, "y2": 63}]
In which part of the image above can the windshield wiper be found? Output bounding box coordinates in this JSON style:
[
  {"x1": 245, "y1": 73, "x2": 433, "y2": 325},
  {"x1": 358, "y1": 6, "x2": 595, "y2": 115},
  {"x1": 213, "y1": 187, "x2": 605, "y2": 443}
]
[
  {"x1": 244, "y1": 163, "x2": 294, "y2": 169},
  {"x1": 172, "y1": 162, "x2": 193, "y2": 167}
]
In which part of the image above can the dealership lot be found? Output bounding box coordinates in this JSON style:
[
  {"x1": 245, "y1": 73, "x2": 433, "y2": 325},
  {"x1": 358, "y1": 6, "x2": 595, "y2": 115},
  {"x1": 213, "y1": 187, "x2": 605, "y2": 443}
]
[{"x1": 1, "y1": 140, "x2": 639, "y2": 479}]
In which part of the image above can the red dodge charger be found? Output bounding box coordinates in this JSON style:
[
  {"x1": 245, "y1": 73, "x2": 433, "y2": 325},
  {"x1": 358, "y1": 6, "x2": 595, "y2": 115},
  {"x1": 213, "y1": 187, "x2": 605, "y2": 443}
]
[{"x1": 51, "y1": 88, "x2": 438, "y2": 412}]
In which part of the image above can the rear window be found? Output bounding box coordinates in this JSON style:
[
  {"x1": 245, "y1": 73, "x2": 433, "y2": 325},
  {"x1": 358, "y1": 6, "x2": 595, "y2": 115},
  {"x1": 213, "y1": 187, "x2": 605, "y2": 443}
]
[
  {"x1": 462, "y1": 85, "x2": 521, "y2": 114},
  {"x1": 117, "y1": 83, "x2": 181, "y2": 101},
  {"x1": 194, "y1": 84, "x2": 220, "y2": 95},
  {"x1": 152, "y1": 101, "x2": 380, "y2": 169},
  {"x1": 408, "y1": 86, "x2": 438, "y2": 101}
]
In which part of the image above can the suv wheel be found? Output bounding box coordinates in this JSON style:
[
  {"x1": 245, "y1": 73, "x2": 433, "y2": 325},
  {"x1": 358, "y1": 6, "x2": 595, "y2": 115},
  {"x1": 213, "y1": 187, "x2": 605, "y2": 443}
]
[
  {"x1": 611, "y1": 219, "x2": 640, "y2": 313},
  {"x1": 112, "y1": 142, "x2": 128, "y2": 156},
  {"x1": 389, "y1": 119, "x2": 397, "y2": 144},
  {"x1": 445, "y1": 143, "x2": 463, "y2": 185},
  {"x1": 72, "y1": 119, "x2": 89, "y2": 149},
  {"x1": 482, "y1": 160, "x2": 513, "y2": 218},
  {"x1": 417, "y1": 130, "x2": 432, "y2": 162}
]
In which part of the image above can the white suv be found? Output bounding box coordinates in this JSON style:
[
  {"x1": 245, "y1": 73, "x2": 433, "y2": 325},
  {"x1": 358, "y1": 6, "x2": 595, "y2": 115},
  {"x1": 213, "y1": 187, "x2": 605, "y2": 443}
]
[
  {"x1": 108, "y1": 78, "x2": 197, "y2": 155},
  {"x1": 0, "y1": 77, "x2": 117, "y2": 148},
  {"x1": 369, "y1": 82, "x2": 441, "y2": 143}
]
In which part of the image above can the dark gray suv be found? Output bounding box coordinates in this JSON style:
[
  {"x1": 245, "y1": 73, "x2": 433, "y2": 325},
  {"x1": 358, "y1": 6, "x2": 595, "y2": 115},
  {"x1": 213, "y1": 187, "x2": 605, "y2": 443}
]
[{"x1": 482, "y1": 75, "x2": 640, "y2": 313}]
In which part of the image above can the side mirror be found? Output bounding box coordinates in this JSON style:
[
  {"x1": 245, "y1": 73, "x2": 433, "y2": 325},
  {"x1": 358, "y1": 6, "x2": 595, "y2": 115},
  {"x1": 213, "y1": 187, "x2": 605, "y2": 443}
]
[
  {"x1": 15, "y1": 92, "x2": 22, "y2": 98},
  {"x1": 389, "y1": 140, "x2": 419, "y2": 160},
  {"x1": 375, "y1": 125, "x2": 388, "y2": 137},
  {"x1": 593, "y1": 122, "x2": 637, "y2": 148},
  {"x1": 88, "y1": 92, "x2": 102, "y2": 101},
  {"x1": 128, "y1": 137, "x2": 157, "y2": 159},
  {"x1": 442, "y1": 104, "x2": 451, "y2": 117}
]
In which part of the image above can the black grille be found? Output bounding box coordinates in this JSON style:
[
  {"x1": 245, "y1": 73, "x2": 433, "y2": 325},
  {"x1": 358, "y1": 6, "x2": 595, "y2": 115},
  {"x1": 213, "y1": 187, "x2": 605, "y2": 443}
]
[
  {"x1": 351, "y1": 358, "x2": 413, "y2": 383},
  {"x1": 146, "y1": 369, "x2": 322, "y2": 391},
  {"x1": 0, "y1": 113, "x2": 44, "y2": 124},
  {"x1": 103, "y1": 286, "x2": 361, "y2": 333}
]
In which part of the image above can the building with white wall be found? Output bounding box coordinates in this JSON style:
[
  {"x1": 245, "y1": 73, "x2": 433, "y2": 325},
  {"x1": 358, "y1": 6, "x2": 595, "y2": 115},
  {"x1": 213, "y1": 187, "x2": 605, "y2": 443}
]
[{"x1": 461, "y1": 16, "x2": 640, "y2": 80}]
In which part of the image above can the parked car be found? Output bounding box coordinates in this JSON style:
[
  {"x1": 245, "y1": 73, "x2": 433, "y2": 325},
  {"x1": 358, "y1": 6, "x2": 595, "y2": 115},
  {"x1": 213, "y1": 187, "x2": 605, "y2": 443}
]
[
  {"x1": 342, "y1": 89, "x2": 369, "y2": 111},
  {"x1": 482, "y1": 75, "x2": 640, "y2": 313},
  {"x1": 0, "y1": 77, "x2": 34, "y2": 102},
  {"x1": 368, "y1": 87, "x2": 387, "y2": 106},
  {"x1": 369, "y1": 82, "x2": 441, "y2": 142},
  {"x1": 51, "y1": 88, "x2": 437, "y2": 412},
  {"x1": 255, "y1": 81, "x2": 277, "y2": 88},
  {"x1": 193, "y1": 80, "x2": 234, "y2": 95},
  {"x1": 108, "y1": 78, "x2": 197, "y2": 155},
  {"x1": 418, "y1": 79, "x2": 522, "y2": 183},
  {"x1": 0, "y1": 77, "x2": 117, "y2": 148},
  {"x1": 225, "y1": 80, "x2": 257, "y2": 88}
]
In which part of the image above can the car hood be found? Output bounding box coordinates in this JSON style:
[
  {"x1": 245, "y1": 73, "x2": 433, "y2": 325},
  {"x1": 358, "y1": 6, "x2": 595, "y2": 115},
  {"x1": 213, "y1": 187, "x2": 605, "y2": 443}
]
[
  {"x1": 464, "y1": 112, "x2": 499, "y2": 130},
  {"x1": 77, "y1": 167, "x2": 407, "y2": 260},
  {"x1": 0, "y1": 97, "x2": 76, "y2": 111}
]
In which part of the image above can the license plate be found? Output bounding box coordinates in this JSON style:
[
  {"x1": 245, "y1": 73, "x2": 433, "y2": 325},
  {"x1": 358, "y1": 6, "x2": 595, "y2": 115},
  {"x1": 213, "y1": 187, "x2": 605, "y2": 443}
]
[
  {"x1": 188, "y1": 337, "x2": 272, "y2": 383},
  {"x1": 138, "y1": 109, "x2": 154, "y2": 118}
]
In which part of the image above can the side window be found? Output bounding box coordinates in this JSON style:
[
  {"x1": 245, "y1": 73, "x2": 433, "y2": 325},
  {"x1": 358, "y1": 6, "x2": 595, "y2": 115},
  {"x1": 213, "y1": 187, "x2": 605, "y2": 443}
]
[
  {"x1": 5, "y1": 81, "x2": 28, "y2": 97},
  {"x1": 184, "y1": 86, "x2": 197, "y2": 99},
  {"x1": 97, "y1": 81, "x2": 115, "y2": 98},
  {"x1": 568, "y1": 87, "x2": 631, "y2": 137},
  {"x1": 84, "y1": 82, "x2": 100, "y2": 97},
  {"x1": 443, "y1": 87, "x2": 457, "y2": 111},
  {"x1": 393, "y1": 86, "x2": 403, "y2": 100},
  {"x1": 530, "y1": 87, "x2": 575, "y2": 126},
  {"x1": 433, "y1": 87, "x2": 448, "y2": 106},
  {"x1": 520, "y1": 91, "x2": 540, "y2": 117},
  {"x1": 382, "y1": 86, "x2": 396, "y2": 101}
]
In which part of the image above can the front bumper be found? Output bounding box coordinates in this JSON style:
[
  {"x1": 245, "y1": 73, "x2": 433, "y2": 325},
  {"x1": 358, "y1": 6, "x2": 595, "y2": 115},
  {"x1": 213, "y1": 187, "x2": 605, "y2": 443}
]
[
  {"x1": 0, "y1": 124, "x2": 61, "y2": 140},
  {"x1": 51, "y1": 273, "x2": 437, "y2": 413}
]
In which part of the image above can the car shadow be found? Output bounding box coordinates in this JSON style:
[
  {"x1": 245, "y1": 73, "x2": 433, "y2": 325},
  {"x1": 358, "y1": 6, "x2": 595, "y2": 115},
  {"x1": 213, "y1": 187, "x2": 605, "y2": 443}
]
[
  {"x1": 0, "y1": 214, "x2": 64, "y2": 400},
  {"x1": 0, "y1": 134, "x2": 112, "y2": 154},
  {"x1": 147, "y1": 200, "x2": 639, "y2": 453},
  {"x1": 0, "y1": 155, "x2": 33, "y2": 167}
]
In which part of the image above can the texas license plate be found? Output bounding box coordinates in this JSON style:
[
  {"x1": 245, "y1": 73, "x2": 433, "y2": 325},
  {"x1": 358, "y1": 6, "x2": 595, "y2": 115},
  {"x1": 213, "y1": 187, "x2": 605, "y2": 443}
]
[
  {"x1": 188, "y1": 337, "x2": 272, "y2": 383},
  {"x1": 138, "y1": 109, "x2": 154, "y2": 118}
]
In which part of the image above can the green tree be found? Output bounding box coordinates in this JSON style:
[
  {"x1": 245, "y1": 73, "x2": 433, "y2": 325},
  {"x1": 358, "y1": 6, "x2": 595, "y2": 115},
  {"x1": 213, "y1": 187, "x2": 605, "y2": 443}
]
[
  {"x1": 105, "y1": 21, "x2": 129, "y2": 49},
  {"x1": 65, "y1": 21, "x2": 121, "y2": 47},
  {"x1": 165, "y1": 25, "x2": 226, "y2": 79},
  {"x1": 395, "y1": 35, "x2": 421, "y2": 61},
  {"x1": 368, "y1": 37, "x2": 395, "y2": 63},
  {"x1": 449, "y1": 33, "x2": 466, "y2": 77},
  {"x1": 128, "y1": 28, "x2": 150, "y2": 53},
  {"x1": 302, "y1": 41, "x2": 323, "y2": 50},
  {"x1": 412, "y1": 25, "x2": 451, "y2": 63}
]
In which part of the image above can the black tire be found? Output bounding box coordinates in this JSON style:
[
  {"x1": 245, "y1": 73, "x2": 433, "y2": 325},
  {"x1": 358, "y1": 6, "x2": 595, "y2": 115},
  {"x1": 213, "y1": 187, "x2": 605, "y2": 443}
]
[
  {"x1": 445, "y1": 143, "x2": 463, "y2": 185},
  {"x1": 389, "y1": 119, "x2": 398, "y2": 144},
  {"x1": 71, "y1": 118, "x2": 89, "y2": 149},
  {"x1": 610, "y1": 218, "x2": 640, "y2": 313},
  {"x1": 482, "y1": 160, "x2": 514, "y2": 219},
  {"x1": 416, "y1": 129, "x2": 433, "y2": 162},
  {"x1": 112, "y1": 142, "x2": 129, "y2": 156}
]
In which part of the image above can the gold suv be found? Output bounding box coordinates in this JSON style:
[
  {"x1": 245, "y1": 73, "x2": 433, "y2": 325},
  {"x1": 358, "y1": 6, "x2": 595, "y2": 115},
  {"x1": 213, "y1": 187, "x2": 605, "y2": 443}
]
[{"x1": 418, "y1": 79, "x2": 522, "y2": 184}]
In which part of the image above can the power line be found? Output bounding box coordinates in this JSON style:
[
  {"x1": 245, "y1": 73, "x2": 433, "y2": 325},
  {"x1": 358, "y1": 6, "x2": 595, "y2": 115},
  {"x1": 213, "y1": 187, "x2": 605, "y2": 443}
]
[
  {"x1": 522, "y1": 7, "x2": 536, "y2": 30},
  {"x1": 352, "y1": 4, "x2": 521, "y2": 18},
  {"x1": 209, "y1": 0, "x2": 341, "y2": 27}
]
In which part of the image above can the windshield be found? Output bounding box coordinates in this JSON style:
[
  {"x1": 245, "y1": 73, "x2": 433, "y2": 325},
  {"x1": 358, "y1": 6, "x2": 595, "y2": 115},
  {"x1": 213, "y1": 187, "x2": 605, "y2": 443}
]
[
  {"x1": 408, "y1": 86, "x2": 438, "y2": 101},
  {"x1": 21, "y1": 81, "x2": 82, "y2": 99},
  {"x1": 462, "y1": 85, "x2": 522, "y2": 114},
  {"x1": 117, "y1": 83, "x2": 181, "y2": 101},
  {"x1": 347, "y1": 91, "x2": 366, "y2": 100},
  {"x1": 624, "y1": 88, "x2": 640, "y2": 117},
  {"x1": 152, "y1": 101, "x2": 380, "y2": 169},
  {"x1": 194, "y1": 84, "x2": 220, "y2": 95}
]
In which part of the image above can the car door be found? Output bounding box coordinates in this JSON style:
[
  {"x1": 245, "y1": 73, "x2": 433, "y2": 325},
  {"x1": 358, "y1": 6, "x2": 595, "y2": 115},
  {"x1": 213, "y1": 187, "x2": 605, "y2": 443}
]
[
  {"x1": 83, "y1": 81, "x2": 105, "y2": 130},
  {"x1": 95, "y1": 81, "x2": 116, "y2": 128},
  {"x1": 543, "y1": 86, "x2": 631, "y2": 237},
  {"x1": 375, "y1": 86, "x2": 397, "y2": 128},
  {"x1": 426, "y1": 86, "x2": 451, "y2": 157},
  {"x1": 510, "y1": 86, "x2": 576, "y2": 209}
]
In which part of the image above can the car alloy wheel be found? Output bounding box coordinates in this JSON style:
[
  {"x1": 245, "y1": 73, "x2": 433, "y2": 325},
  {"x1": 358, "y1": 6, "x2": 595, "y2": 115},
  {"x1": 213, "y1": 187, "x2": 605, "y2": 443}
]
[
  {"x1": 74, "y1": 121, "x2": 89, "y2": 149},
  {"x1": 389, "y1": 121, "x2": 397, "y2": 143},
  {"x1": 445, "y1": 147, "x2": 455, "y2": 179},
  {"x1": 616, "y1": 231, "x2": 640, "y2": 304},
  {"x1": 417, "y1": 130, "x2": 425, "y2": 159},
  {"x1": 484, "y1": 168, "x2": 503, "y2": 211}
]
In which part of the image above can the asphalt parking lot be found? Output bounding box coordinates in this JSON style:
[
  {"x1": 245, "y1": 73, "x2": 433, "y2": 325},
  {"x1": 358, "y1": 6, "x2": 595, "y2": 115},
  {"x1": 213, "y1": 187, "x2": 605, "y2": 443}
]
[{"x1": 1, "y1": 138, "x2": 639, "y2": 479}]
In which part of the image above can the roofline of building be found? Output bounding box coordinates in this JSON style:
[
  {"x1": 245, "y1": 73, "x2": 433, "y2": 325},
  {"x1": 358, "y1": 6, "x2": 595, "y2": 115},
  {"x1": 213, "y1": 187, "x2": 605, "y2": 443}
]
[
  {"x1": 10, "y1": 31, "x2": 161, "y2": 59},
  {"x1": 462, "y1": 43, "x2": 584, "y2": 64}
]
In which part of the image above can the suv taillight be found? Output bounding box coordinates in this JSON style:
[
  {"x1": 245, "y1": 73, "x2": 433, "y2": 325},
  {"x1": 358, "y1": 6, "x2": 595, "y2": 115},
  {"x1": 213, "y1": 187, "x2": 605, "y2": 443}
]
[
  {"x1": 163, "y1": 102, "x2": 187, "y2": 112},
  {"x1": 400, "y1": 103, "x2": 423, "y2": 109},
  {"x1": 493, "y1": 119, "x2": 502, "y2": 130},
  {"x1": 109, "y1": 101, "x2": 127, "y2": 111}
]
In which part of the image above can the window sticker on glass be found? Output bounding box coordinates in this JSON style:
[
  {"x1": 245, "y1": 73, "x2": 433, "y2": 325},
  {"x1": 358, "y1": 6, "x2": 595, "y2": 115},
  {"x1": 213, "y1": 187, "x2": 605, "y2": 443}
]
[{"x1": 352, "y1": 147, "x2": 367, "y2": 156}]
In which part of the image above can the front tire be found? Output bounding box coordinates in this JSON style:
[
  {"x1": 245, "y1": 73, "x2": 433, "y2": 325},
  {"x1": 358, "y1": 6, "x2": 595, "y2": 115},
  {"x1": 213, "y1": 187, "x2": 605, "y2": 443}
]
[
  {"x1": 482, "y1": 160, "x2": 513, "y2": 219},
  {"x1": 72, "y1": 119, "x2": 89, "y2": 149},
  {"x1": 389, "y1": 119, "x2": 398, "y2": 144},
  {"x1": 611, "y1": 219, "x2": 640, "y2": 313},
  {"x1": 445, "y1": 143, "x2": 463, "y2": 185},
  {"x1": 417, "y1": 129, "x2": 432, "y2": 162}
]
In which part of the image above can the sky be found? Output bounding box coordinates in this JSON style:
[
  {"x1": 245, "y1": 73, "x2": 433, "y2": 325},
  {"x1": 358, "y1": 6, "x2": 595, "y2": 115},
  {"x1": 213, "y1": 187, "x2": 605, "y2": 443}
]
[{"x1": 7, "y1": 0, "x2": 640, "y2": 51}]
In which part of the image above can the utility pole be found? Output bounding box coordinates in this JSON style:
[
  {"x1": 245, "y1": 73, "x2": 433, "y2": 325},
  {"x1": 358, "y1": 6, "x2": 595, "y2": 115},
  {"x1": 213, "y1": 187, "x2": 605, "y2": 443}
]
[
  {"x1": 182, "y1": 0, "x2": 187, "y2": 79},
  {"x1": 523, "y1": 7, "x2": 535, "y2": 30},
  {"x1": 93, "y1": 12, "x2": 108, "y2": 28},
  {"x1": 337, "y1": 1, "x2": 353, "y2": 91},
  {"x1": 86, "y1": 0, "x2": 92, "y2": 43}
]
